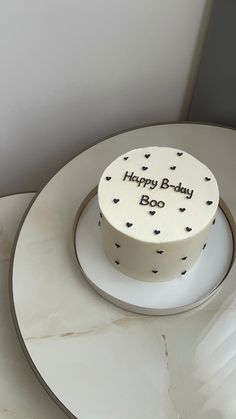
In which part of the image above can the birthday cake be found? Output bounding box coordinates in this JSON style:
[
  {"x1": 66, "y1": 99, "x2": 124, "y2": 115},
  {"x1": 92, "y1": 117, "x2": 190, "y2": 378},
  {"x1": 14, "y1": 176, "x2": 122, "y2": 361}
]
[{"x1": 98, "y1": 147, "x2": 219, "y2": 282}]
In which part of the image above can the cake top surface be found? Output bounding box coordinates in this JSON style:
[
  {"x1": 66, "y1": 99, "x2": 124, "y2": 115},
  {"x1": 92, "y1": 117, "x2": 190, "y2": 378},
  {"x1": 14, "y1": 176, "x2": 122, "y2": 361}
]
[{"x1": 98, "y1": 147, "x2": 219, "y2": 243}]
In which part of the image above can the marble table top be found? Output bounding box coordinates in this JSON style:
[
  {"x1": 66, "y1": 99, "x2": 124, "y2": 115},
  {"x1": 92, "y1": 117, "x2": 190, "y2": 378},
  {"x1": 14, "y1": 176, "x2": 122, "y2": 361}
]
[
  {"x1": 0, "y1": 193, "x2": 67, "y2": 418},
  {"x1": 10, "y1": 124, "x2": 236, "y2": 419}
]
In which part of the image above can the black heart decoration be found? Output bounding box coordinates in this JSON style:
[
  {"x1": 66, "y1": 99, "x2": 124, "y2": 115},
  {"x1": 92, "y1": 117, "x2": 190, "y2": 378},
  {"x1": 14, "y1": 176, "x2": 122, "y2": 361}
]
[
  {"x1": 181, "y1": 256, "x2": 187, "y2": 260},
  {"x1": 177, "y1": 152, "x2": 183, "y2": 156},
  {"x1": 113, "y1": 198, "x2": 120, "y2": 204},
  {"x1": 186, "y1": 227, "x2": 192, "y2": 232},
  {"x1": 115, "y1": 243, "x2": 120, "y2": 248},
  {"x1": 149, "y1": 211, "x2": 156, "y2": 216},
  {"x1": 115, "y1": 260, "x2": 120, "y2": 265},
  {"x1": 126, "y1": 222, "x2": 133, "y2": 228},
  {"x1": 203, "y1": 243, "x2": 207, "y2": 250},
  {"x1": 170, "y1": 166, "x2": 176, "y2": 170},
  {"x1": 98, "y1": 221, "x2": 101, "y2": 226},
  {"x1": 152, "y1": 270, "x2": 158, "y2": 274},
  {"x1": 205, "y1": 177, "x2": 211, "y2": 181},
  {"x1": 123, "y1": 156, "x2": 129, "y2": 160},
  {"x1": 206, "y1": 200, "x2": 213, "y2": 205},
  {"x1": 145, "y1": 154, "x2": 150, "y2": 158},
  {"x1": 99, "y1": 212, "x2": 103, "y2": 218},
  {"x1": 181, "y1": 270, "x2": 187, "y2": 275},
  {"x1": 106, "y1": 176, "x2": 111, "y2": 181},
  {"x1": 154, "y1": 229, "x2": 160, "y2": 235},
  {"x1": 212, "y1": 218, "x2": 216, "y2": 225},
  {"x1": 179, "y1": 208, "x2": 186, "y2": 212},
  {"x1": 156, "y1": 250, "x2": 164, "y2": 254},
  {"x1": 142, "y1": 166, "x2": 148, "y2": 171}
]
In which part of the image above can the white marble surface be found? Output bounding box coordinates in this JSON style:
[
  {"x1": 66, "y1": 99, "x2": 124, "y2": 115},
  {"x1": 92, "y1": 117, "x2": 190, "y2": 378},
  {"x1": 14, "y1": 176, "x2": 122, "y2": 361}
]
[
  {"x1": 0, "y1": 193, "x2": 67, "y2": 418},
  {"x1": 11, "y1": 124, "x2": 236, "y2": 419}
]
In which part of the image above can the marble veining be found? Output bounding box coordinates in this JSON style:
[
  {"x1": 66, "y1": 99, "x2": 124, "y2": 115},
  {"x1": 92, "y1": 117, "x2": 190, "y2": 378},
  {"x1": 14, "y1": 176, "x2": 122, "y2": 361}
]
[
  {"x1": 25, "y1": 315, "x2": 146, "y2": 341},
  {"x1": 162, "y1": 334, "x2": 184, "y2": 419}
]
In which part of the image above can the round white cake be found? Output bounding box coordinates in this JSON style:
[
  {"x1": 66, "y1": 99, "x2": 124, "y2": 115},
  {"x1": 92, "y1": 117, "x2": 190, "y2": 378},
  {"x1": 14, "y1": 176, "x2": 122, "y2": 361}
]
[{"x1": 98, "y1": 147, "x2": 219, "y2": 281}]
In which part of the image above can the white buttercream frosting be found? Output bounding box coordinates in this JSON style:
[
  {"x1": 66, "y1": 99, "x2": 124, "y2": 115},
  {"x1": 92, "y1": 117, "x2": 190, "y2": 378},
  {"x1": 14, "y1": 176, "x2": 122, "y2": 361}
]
[{"x1": 98, "y1": 147, "x2": 219, "y2": 281}]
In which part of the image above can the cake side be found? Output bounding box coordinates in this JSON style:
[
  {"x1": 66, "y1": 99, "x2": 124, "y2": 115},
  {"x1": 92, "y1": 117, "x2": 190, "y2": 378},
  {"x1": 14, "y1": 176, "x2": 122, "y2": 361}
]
[{"x1": 99, "y1": 213, "x2": 215, "y2": 282}]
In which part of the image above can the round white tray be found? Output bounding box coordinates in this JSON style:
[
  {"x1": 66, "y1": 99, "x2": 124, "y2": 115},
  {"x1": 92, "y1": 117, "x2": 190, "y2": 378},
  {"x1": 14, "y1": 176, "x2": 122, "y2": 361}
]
[
  {"x1": 10, "y1": 124, "x2": 236, "y2": 419},
  {"x1": 74, "y1": 192, "x2": 234, "y2": 315}
]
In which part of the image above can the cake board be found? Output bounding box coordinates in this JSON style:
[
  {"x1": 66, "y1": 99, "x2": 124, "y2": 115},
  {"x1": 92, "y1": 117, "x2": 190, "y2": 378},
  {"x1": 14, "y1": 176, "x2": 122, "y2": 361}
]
[{"x1": 74, "y1": 191, "x2": 234, "y2": 315}]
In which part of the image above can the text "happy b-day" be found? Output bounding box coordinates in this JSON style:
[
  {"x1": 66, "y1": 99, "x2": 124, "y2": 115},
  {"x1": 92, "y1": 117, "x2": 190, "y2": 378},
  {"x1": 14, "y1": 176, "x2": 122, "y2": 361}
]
[{"x1": 123, "y1": 171, "x2": 194, "y2": 199}]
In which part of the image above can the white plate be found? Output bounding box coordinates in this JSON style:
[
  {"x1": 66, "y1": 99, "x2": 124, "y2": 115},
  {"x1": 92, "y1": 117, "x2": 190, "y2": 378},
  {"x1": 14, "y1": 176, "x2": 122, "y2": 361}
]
[{"x1": 74, "y1": 192, "x2": 234, "y2": 315}]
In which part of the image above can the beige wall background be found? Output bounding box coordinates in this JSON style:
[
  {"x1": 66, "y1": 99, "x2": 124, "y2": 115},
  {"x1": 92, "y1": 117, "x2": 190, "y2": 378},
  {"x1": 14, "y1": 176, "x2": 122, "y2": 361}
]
[{"x1": 0, "y1": 0, "x2": 212, "y2": 195}]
